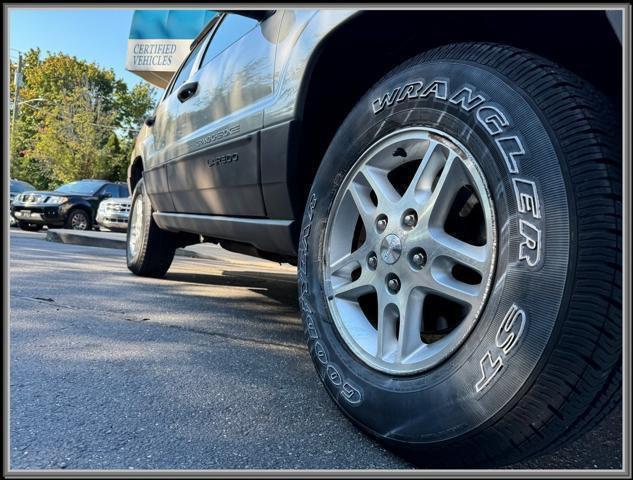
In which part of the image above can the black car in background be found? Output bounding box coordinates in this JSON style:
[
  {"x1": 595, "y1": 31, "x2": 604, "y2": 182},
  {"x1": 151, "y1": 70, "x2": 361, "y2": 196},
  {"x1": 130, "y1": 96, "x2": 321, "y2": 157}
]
[
  {"x1": 9, "y1": 179, "x2": 35, "y2": 226},
  {"x1": 11, "y1": 179, "x2": 129, "y2": 231}
]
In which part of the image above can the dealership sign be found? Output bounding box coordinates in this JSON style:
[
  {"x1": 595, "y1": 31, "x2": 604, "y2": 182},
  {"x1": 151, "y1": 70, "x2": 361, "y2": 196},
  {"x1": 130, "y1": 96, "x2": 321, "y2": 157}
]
[
  {"x1": 126, "y1": 39, "x2": 192, "y2": 71},
  {"x1": 126, "y1": 10, "x2": 216, "y2": 88}
]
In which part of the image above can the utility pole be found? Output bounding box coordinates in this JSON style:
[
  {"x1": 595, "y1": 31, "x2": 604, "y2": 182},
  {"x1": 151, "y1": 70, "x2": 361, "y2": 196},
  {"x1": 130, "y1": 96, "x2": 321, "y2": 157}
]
[
  {"x1": 12, "y1": 53, "x2": 23, "y2": 131},
  {"x1": 10, "y1": 53, "x2": 23, "y2": 174}
]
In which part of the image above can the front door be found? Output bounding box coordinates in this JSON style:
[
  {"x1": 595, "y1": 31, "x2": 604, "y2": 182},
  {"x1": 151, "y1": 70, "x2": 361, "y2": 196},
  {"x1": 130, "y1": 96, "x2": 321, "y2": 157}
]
[{"x1": 166, "y1": 12, "x2": 281, "y2": 217}]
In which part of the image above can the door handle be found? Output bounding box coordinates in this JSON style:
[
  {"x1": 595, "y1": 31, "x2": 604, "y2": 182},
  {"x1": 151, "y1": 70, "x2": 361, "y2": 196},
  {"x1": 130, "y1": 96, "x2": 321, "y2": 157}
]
[{"x1": 177, "y1": 81, "x2": 199, "y2": 103}]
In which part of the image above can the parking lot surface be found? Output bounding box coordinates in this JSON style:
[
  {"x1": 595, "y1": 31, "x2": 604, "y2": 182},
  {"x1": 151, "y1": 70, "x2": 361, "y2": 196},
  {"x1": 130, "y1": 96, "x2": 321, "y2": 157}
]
[{"x1": 9, "y1": 230, "x2": 622, "y2": 470}]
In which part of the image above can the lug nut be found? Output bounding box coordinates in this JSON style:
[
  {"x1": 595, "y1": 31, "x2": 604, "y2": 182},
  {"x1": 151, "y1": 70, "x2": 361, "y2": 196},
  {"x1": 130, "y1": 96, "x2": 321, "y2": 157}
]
[
  {"x1": 387, "y1": 277, "x2": 400, "y2": 293},
  {"x1": 403, "y1": 214, "x2": 416, "y2": 227},
  {"x1": 409, "y1": 248, "x2": 427, "y2": 270},
  {"x1": 376, "y1": 217, "x2": 387, "y2": 232},
  {"x1": 367, "y1": 254, "x2": 378, "y2": 270},
  {"x1": 412, "y1": 252, "x2": 425, "y2": 267}
]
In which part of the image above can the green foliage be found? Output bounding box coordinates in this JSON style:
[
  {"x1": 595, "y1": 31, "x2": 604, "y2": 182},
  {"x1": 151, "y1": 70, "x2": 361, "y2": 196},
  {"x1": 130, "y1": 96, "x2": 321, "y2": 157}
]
[{"x1": 10, "y1": 49, "x2": 155, "y2": 190}]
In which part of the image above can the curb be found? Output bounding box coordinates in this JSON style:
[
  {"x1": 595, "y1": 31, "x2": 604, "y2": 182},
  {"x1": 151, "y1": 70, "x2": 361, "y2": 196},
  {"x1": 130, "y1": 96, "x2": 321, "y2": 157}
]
[
  {"x1": 46, "y1": 230, "x2": 125, "y2": 250},
  {"x1": 45, "y1": 230, "x2": 216, "y2": 261}
]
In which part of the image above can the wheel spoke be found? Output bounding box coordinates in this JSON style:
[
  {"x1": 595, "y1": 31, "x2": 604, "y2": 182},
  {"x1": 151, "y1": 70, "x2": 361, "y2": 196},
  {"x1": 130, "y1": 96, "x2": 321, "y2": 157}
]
[
  {"x1": 395, "y1": 288, "x2": 425, "y2": 362},
  {"x1": 359, "y1": 165, "x2": 401, "y2": 207},
  {"x1": 420, "y1": 266, "x2": 480, "y2": 307},
  {"x1": 430, "y1": 229, "x2": 489, "y2": 273},
  {"x1": 402, "y1": 139, "x2": 443, "y2": 203},
  {"x1": 347, "y1": 181, "x2": 376, "y2": 231},
  {"x1": 329, "y1": 244, "x2": 370, "y2": 275},
  {"x1": 422, "y1": 152, "x2": 468, "y2": 226},
  {"x1": 332, "y1": 269, "x2": 374, "y2": 299},
  {"x1": 376, "y1": 293, "x2": 398, "y2": 360}
]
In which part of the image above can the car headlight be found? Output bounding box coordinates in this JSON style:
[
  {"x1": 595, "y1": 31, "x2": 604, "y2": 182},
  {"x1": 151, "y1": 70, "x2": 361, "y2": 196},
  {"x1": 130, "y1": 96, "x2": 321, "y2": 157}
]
[{"x1": 45, "y1": 196, "x2": 68, "y2": 205}]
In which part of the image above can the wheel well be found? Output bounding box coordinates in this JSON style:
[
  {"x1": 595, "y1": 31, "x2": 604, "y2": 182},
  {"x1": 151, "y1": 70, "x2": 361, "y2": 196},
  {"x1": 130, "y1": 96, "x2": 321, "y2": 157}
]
[
  {"x1": 293, "y1": 9, "x2": 621, "y2": 221},
  {"x1": 129, "y1": 156, "x2": 144, "y2": 194},
  {"x1": 68, "y1": 205, "x2": 93, "y2": 223}
]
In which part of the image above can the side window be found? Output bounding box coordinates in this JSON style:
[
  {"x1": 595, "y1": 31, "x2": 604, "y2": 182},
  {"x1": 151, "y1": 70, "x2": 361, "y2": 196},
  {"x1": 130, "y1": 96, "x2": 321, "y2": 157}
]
[
  {"x1": 100, "y1": 184, "x2": 119, "y2": 198},
  {"x1": 169, "y1": 40, "x2": 205, "y2": 95},
  {"x1": 118, "y1": 185, "x2": 130, "y2": 198},
  {"x1": 200, "y1": 14, "x2": 258, "y2": 68}
]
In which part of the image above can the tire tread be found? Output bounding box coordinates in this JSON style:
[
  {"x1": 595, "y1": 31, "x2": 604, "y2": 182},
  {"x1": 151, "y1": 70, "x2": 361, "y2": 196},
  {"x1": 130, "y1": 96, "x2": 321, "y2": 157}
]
[{"x1": 400, "y1": 42, "x2": 622, "y2": 467}]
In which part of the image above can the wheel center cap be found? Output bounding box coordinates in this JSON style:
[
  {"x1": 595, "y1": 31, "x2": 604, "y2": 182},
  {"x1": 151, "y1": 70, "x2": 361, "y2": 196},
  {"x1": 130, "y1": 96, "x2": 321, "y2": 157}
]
[{"x1": 380, "y1": 234, "x2": 402, "y2": 265}]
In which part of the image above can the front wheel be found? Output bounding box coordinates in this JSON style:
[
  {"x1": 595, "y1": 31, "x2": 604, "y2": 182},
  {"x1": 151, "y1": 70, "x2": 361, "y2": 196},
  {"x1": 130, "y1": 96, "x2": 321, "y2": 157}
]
[
  {"x1": 65, "y1": 209, "x2": 91, "y2": 231},
  {"x1": 298, "y1": 43, "x2": 621, "y2": 467}
]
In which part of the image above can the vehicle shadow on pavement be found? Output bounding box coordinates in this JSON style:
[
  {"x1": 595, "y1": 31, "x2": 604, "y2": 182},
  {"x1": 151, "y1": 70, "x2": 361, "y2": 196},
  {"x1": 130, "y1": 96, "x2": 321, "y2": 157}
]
[
  {"x1": 163, "y1": 270, "x2": 299, "y2": 309},
  {"x1": 10, "y1": 294, "x2": 410, "y2": 469}
]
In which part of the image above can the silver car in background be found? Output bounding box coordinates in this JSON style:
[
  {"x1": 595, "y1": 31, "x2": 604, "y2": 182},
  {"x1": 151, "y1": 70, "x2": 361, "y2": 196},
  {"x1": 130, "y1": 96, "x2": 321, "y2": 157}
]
[{"x1": 96, "y1": 197, "x2": 131, "y2": 232}]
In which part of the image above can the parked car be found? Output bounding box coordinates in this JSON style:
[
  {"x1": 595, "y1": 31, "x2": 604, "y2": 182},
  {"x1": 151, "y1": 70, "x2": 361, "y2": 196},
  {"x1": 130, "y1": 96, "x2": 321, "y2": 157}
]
[
  {"x1": 96, "y1": 196, "x2": 131, "y2": 232},
  {"x1": 11, "y1": 179, "x2": 129, "y2": 231},
  {"x1": 9, "y1": 179, "x2": 35, "y2": 226},
  {"x1": 124, "y1": 10, "x2": 622, "y2": 467}
]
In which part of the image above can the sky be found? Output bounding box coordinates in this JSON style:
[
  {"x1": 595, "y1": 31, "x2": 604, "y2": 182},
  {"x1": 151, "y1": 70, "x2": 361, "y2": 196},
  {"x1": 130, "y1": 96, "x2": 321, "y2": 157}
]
[{"x1": 9, "y1": 8, "x2": 148, "y2": 89}]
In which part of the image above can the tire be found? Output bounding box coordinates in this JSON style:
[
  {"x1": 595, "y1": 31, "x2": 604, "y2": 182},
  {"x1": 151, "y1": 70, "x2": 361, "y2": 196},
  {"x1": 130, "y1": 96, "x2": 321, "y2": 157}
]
[
  {"x1": 297, "y1": 42, "x2": 621, "y2": 467},
  {"x1": 18, "y1": 221, "x2": 43, "y2": 232},
  {"x1": 126, "y1": 178, "x2": 177, "y2": 278},
  {"x1": 65, "y1": 208, "x2": 92, "y2": 231}
]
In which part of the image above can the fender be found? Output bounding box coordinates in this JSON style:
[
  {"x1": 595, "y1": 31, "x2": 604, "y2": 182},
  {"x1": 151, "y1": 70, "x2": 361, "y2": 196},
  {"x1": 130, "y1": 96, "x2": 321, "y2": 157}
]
[
  {"x1": 263, "y1": 9, "x2": 358, "y2": 127},
  {"x1": 127, "y1": 125, "x2": 151, "y2": 194}
]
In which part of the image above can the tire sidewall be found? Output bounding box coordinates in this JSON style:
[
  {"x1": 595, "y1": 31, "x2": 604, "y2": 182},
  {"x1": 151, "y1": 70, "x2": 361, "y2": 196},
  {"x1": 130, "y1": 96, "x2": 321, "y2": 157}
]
[{"x1": 299, "y1": 58, "x2": 571, "y2": 444}]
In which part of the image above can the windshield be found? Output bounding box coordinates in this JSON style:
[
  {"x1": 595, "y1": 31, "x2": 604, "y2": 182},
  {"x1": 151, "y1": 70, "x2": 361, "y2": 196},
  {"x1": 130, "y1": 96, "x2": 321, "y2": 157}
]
[
  {"x1": 55, "y1": 180, "x2": 105, "y2": 195},
  {"x1": 11, "y1": 180, "x2": 35, "y2": 193}
]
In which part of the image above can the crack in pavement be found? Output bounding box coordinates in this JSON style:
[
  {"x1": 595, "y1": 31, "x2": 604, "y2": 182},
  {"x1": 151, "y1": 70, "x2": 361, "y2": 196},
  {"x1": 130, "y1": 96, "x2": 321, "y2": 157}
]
[{"x1": 11, "y1": 295, "x2": 306, "y2": 354}]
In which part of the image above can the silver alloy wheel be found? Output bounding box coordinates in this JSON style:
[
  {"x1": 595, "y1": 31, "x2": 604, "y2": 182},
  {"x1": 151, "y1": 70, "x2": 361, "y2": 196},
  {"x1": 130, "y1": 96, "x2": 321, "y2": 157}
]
[
  {"x1": 127, "y1": 195, "x2": 144, "y2": 259},
  {"x1": 71, "y1": 211, "x2": 89, "y2": 230},
  {"x1": 323, "y1": 127, "x2": 496, "y2": 375}
]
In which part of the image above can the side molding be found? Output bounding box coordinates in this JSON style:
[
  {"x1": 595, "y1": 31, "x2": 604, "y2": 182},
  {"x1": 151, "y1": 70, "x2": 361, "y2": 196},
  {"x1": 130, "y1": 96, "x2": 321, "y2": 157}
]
[{"x1": 153, "y1": 212, "x2": 296, "y2": 255}]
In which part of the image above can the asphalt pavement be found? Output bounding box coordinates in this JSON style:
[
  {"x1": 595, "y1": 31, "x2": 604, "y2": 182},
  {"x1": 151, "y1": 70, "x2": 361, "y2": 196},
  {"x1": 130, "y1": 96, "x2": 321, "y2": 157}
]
[{"x1": 8, "y1": 229, "x2": 622, "y2": 470}]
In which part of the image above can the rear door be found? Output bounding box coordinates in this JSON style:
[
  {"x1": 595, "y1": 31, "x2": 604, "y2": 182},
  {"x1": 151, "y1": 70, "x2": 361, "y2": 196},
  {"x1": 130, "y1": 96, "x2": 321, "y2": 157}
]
[
  {"x1": 167, "y1": 12, "x2": 281, "y2": 217},
  {"x1": 143, "y1": 40, "x2": 206, "y2": 212}
]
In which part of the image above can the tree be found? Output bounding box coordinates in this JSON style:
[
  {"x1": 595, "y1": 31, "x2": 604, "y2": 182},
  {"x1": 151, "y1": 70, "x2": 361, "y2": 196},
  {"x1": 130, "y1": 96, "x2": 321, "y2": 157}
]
[
  {"x1": 9, "y1": 49, "x2": 156, "y2": 190},
  {"x1": 101, "y1": 133, "x2": 130, "y2": 181},
  {"x1": 115, "y1": 83, "x2": 155, "y2": 140}
]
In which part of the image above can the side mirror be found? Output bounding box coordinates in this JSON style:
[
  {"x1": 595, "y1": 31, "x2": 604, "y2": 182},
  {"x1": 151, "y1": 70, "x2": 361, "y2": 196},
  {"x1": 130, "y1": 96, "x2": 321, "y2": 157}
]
[
  {"x1": 101, "y1": 192, "x2": 112, "y2": 199},
  {"x1": 144, "y1": 115, "x2": 156, "y2": 127}
]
